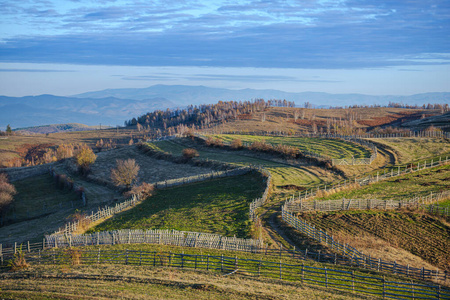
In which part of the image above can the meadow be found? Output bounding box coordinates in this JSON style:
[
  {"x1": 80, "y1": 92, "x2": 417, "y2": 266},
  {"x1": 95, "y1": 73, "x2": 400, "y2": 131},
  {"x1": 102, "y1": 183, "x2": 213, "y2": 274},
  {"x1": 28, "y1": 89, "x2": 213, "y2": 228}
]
[
  {"x1": 209, "y1": 134, "x2": 372, "y2": 159},
  {"x1": 88, "y1": 173, "x2": 267, "y2": 238}
]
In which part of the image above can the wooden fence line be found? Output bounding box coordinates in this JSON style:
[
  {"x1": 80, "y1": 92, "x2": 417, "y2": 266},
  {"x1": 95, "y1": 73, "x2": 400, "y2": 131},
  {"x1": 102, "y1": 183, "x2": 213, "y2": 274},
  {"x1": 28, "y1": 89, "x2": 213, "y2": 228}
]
[
  {"x1": 199, "y1": 130, "x2": 450, "y2": 139},
  {"x1": 280, "y1": 208, "x2": 448, "y2": 283},
  {"x1": 52, "y1": 166, "x2": 254, "y2": 236},
  {"x1": 44, "y1": 229, "x2": 264, "y2": 253},
  {"x1": 286, "y1": 156, "x2": 450, "y2": 211},
  {"x1": 249, "y1": 168, "x2": 272, "y2": 221},
  {"x1": 285, "y1": 190, "x2": 450, "y2": 215},
  {"x1": 16, "y1": 249, "x2": 450, "y2": 299}
]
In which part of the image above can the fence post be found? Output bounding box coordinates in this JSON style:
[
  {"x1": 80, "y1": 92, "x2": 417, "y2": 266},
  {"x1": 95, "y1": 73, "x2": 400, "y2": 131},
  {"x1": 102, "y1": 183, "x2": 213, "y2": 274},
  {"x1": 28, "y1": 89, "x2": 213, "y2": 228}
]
[
  {"x1": 352, "y1": 271, "x2": 354, "y2": 293},
  {"x1": 27, "y1": 241, "x2": 30, "y2": 252},
  {"x1": 382, "y1": 275, "x2": 386, "y2": 299},
  {"x1": 301, "y1": 263, "x2": 304, "y2": 284},
  {"x1": 279, "y1": 260, "x2": 282, "y2": 280},
  {"x1": 97, "y1": 248, "x2": 101, "y2": 264}
]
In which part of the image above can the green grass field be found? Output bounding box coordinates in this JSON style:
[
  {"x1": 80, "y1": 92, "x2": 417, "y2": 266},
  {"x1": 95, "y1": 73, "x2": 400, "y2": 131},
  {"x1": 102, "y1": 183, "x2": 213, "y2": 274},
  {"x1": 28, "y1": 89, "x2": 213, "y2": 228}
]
[
  {"x1": 369, "y1": 138, "x2": 450, "y2": 164},
  {"x1": 317, "y1": 164, "x2": 450, "y2": 201},
  {"x1": 147, "y1": 140, "x2": 334, "y2": 189},
  {"x1": 209, "y1": 134, "x2": 372, "y2": 159},
  {"x1": 299, "y1": 210, "x2": 450, "y2": 271},
  {"x1": 88, "y1": 173, "x2": 266, "y2": 238},
  {"x1": 6, "y1": 174, "x2": 80, "y2": 222}
]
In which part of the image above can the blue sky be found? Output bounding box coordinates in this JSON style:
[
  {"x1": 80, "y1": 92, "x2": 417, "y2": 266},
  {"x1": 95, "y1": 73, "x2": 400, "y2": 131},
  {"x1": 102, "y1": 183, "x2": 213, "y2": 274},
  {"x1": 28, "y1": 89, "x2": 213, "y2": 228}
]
[{"x1": 0, "y1": 0, "x2": 449, "y2": 96}]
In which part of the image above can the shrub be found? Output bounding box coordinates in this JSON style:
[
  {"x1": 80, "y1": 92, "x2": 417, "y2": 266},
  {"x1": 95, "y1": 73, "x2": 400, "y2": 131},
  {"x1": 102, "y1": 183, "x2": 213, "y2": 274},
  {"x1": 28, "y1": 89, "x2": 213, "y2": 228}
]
[
  {"x1": 7, "y1": 248, "x2": 29, "y2": 271},
  {"x1": 230, "y1": 138, "x2": 243, "y2": 149},
  {"x1": 125, "y1": 182, "x2": 155, "y2": 199},
  {"x1": 249, "y1": 140, "x2": 273, "y2": 152},
  {"x1": 182, "y1": 148, "x2": 199, "y2": 159}
]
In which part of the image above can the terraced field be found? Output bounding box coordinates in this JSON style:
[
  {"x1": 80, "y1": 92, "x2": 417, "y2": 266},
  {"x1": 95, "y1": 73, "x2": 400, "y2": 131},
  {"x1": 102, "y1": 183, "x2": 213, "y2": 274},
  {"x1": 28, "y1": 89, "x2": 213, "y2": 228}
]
[
  {"x1": 368, "y1": 137, "x2": 450, "y2": 164},
  {"x1": 317, "y1": 163, "x2": 450, "y2": 200},
  {"x1": 299, "y1": 210, "x2": 450, "y2": 271},
  {"x1": 209, "y1": 134, "x2": 372, "y2": 159},
  {"x1": 88, "y1": 173, "x2": 266, "y2": 238},
  {"x1": 147, "y1": 139, "x2": 336, "y2": 189}
]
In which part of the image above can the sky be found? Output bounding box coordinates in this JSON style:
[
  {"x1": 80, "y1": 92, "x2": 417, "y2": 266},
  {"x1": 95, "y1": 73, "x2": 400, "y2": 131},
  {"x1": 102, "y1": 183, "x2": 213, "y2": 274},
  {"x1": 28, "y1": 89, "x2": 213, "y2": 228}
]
[{"x1": 0, "y1": 0, "x2": 449, "y2": 97}]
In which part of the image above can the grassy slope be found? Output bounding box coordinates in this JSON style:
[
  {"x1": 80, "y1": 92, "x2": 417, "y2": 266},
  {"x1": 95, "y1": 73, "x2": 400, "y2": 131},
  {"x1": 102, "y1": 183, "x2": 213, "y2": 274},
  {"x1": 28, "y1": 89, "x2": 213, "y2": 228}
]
[
  {"x1": 88, "y1": 173, "x2": 266, "y2": 238},
  {"x1": 210, "y1": 134, "x2": 372, "y2": 159},
  {"x1": 0, "y1": 174, "x2": 81, "y2": 244},
  {"x1": 0, "y1": 264, "x2": 371, "y2": 300},
  {"x1": 300, "y1": 210, "x2": 450, "y2": 271},
  {"x1": 317, "y1": 163, "x2": 450, "y2": 200},
  {"x1": 148, "y1": 139, "x2": 338, "y2": 189},
  {"x1": 368, "y1": 137, "x2": 450, "y2": 164},
  {"x1": 297, "y1": 164, "x2": 450, "y2": 271},
  {"x1": 9, "y1": 173, "x2": 80, "y2": 220}
]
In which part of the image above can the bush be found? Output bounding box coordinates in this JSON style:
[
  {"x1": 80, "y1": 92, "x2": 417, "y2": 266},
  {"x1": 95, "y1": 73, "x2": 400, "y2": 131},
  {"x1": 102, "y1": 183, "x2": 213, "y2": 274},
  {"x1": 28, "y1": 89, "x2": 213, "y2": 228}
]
[
  {"x1": 125, "y1": 182, "x2": 155, "y2": 199},
  {"x1": 7, "y1": 248, "x2": 29, "y2": 271},
  {"x1": 182, "y1": 148, "x2": 199, "y2": 159},
  {"x1": 230, "y1": 138, "x2": 243, "y2": 149}
]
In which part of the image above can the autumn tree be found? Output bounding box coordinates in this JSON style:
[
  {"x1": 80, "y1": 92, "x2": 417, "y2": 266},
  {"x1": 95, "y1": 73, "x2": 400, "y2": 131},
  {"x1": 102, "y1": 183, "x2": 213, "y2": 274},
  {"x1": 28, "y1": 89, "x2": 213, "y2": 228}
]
[
  {"x1": 0, "y1": 173, "x2": 16, "y2": 213},
  {"x1": 75, "y1": 145, "x2": 97, "y2": 175},
  {"x1": 111, "y1": 159, "x2": 140, "y2": 190}
]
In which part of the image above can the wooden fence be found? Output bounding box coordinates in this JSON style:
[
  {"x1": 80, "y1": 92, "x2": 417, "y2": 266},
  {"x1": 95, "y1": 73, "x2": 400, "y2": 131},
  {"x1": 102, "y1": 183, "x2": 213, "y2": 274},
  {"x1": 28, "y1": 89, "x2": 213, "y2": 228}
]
[
  {"x1": 52, "y1": 166, "x2": 253, "y2": 236},
  {"x1": 286, "y1": 156, "x2": 450, "y2": 210},
  {"x1": 285, "y1": 191, "x2": 450, "y2": 215},
  {"x1": 15, "y1": 249, "x2": 450, "y2": 299},
  {"x1": 199, "y1": 129, "x2": 450, "y2": 139},
  {"x1": 249, "y1": 167, "x2": 272, "y2": 221},
  {"x1": 281, "y1": 209, "x2": 448, "y2": 283},
  {"x1": 44, "y1": 229, "x2": 264, "y2": 253}
]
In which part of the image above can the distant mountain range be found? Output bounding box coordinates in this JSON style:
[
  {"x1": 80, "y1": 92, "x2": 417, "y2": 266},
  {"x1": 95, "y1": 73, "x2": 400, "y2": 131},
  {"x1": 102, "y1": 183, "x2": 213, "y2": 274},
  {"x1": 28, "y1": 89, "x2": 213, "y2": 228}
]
[{"x1": 1, "y1": 85, "x2": 449, "y2": 129}]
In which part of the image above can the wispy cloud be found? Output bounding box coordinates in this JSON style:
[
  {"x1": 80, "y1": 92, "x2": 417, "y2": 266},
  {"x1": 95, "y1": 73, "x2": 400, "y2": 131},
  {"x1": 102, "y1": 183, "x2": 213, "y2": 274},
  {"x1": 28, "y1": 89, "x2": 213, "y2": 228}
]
[{"x1": 0, "y1": 0, "x2": 448, "y2": 69}]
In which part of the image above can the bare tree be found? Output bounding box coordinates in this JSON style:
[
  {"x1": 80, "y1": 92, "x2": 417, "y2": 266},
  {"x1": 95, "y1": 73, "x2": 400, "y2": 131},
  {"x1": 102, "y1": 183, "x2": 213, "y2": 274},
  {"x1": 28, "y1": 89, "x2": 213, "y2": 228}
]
[{"x1": 111, "y1": 159, "x2": 140, "y2": 190}]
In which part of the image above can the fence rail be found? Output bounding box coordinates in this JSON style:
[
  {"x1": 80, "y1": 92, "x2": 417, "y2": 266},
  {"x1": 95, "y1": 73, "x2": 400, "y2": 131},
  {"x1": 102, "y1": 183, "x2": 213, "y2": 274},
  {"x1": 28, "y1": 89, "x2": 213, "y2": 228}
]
[
  {"x1": 287, "y1": 156, "x2": 450, "y2": 211},
  {"x1": 281, "y1": 209, "x2": 448, "y2": 282},
  {"x1": 285, "y1": 191, "x2": 450, "y2": 215},
  {"x1": 15, "y1": 249, "x2": 450, "y2": 299},
  {"x1": 44, "y1": 229, "x2": 264, "y2": 253},
  {"x1": 199, "y1": 130, "x2": 450, "y2": 139},
  {"x1": 52, "y1": 166, "x2": 254, "y2": 236}
]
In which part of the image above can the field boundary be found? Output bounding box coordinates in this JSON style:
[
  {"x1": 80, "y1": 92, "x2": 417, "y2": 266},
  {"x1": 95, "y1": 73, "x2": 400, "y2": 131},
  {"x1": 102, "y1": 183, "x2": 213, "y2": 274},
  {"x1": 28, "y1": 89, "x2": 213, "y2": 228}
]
[
  {"x1": 200, "y1": 129, "x2": 450, "y2": 139},
  {"x1": 51, "y1": 166, "x2": 254, "y2": 236},
  {"x1": 286, "y1": 156, "x2": 450, "y2": 208},
  {"x1": 285, "y1": 190, "x2": 450, "y2": 216},
  {"x1": 12, "y1": 248, "x2": 450, "y2": 299},
  {"x1": 195, "y1": 133, "x2": 378, "y2": 166},
  {"x1": 280, "y1": 207, "x2": 448, "y2": 282}
]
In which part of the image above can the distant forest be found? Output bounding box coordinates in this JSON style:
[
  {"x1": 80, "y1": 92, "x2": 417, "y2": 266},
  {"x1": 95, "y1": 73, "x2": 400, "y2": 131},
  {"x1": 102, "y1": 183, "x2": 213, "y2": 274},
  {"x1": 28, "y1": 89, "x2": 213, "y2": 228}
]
[
  {"x1": 125, "y1": 99, "x2": 294, "y2": 135},
  {"x1": 124, "y1": 99, "x2": 448, "y2": 137}
]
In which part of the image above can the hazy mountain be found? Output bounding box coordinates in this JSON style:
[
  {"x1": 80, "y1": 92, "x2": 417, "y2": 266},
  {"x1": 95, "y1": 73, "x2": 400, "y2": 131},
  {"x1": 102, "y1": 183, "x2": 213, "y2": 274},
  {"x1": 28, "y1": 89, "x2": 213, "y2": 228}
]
[
  {"x1": 1, "y1": 85, "x2": 449, "y2": 129},
  {"x1": 0, "y1": 95, "x2": 175, "y2": 129},
  {"x1": 74, "y1": 85, "x2": 450, "y2": 107}
]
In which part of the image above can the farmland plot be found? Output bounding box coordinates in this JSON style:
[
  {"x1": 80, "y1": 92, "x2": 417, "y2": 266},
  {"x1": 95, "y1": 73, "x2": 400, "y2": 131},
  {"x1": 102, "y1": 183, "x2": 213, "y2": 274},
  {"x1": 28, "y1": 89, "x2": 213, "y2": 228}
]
[
  {"x1": 209, "y1": 134, "x2": 372, "y2": 159},
  {"x1": 148, "y1": 139, "x2": 339, "y2": 189},
  {"x1": 299, "y1": 210, "x2": 450, "y2": 271},
  {"x1": 88, "y1": 173, "x2": 266, "y2": 238}
]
